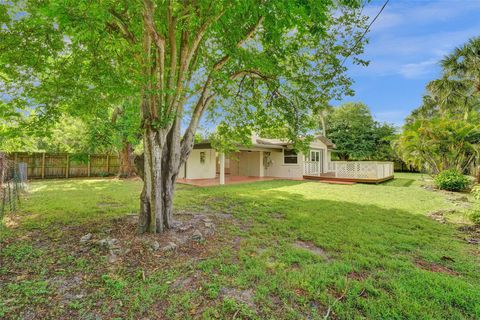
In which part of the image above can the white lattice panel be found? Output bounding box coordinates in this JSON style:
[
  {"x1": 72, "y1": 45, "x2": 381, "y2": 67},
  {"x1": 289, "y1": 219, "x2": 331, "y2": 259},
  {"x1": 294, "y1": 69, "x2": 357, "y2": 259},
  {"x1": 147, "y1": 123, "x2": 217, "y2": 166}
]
[
  {"x1": 332, "y1": 161, "x2": 394, "y2": 179},
  {"x1": 303, "y1": 161, "x2": 320, "y2": 175}
]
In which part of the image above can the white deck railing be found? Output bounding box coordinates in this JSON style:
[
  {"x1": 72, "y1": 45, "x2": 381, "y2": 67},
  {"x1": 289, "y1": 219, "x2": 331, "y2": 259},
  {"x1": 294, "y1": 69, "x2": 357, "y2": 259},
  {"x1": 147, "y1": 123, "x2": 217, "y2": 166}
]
[
  {"x1": 303, "y1": 161, "x2": 321, "y2": 176},
  {"x1": 304, "y1": 161, "x2": 394, "y2": 180}
]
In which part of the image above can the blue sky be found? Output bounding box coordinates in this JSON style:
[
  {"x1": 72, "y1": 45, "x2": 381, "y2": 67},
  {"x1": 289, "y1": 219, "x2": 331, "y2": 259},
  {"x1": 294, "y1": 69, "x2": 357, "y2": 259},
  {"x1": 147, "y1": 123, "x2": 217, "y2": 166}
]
[{"x1": 342, "y1": 0, "x2": 480, "y2": 127}]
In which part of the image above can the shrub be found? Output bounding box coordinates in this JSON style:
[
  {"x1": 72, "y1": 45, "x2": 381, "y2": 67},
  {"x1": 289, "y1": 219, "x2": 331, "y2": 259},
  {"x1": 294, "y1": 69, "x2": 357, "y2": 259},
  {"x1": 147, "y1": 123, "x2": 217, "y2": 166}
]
[
  {"x1": 472, "y1": 185, "x2": 480, "y2": 200},
  {"x1": 434, "y1": 170, "x2": 470, "y2": 191},
  {"x1": 470, "y1": 209, "x2": 480, "y2": 225}
]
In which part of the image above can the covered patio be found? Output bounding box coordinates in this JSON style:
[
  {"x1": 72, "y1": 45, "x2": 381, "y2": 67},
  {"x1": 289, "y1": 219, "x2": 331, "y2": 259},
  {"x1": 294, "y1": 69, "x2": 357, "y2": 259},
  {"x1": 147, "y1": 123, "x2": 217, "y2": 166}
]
[{"x1": 176, "y1": 174, "x2": 277, "y2": 187}]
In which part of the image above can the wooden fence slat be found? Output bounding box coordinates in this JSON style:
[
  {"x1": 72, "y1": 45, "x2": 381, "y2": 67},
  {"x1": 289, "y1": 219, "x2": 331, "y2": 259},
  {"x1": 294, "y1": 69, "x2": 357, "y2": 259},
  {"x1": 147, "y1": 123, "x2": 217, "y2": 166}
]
[
  {"x1": 66, "y1": 154, "x2": 70, "y2": 178},
  {"x1": 87, "y1": 155, "x2": 91, "y2": 177},
  {"x1": 41, "y1": 153, "x2": 46, "y2": 179},
  {"x1": 5, "y1": 152, "x2": 121, "y2": 179}
]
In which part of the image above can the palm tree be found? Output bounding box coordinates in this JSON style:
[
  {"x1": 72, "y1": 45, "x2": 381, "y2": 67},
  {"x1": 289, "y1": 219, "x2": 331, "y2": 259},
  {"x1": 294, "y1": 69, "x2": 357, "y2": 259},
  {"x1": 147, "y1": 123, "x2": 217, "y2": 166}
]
[
  {"x1": 441, "y1": 37, "x2": 480, "y2": 91},
  {"x1": 440, "y1": 36, "x2": 480, "y2": 119},
  {"x1": 426, "y1": 77, "x2": 472, "y2": 120}
]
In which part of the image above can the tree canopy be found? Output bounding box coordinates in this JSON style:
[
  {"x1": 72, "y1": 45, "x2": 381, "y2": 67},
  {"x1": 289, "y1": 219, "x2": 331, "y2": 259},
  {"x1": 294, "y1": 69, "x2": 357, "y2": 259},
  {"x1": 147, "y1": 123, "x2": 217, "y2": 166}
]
[
  {"x1": 1, "y1": 0, "x2": 368, "y2": 233},
  {"x1": 326, "y1": 102, "x2": 395, "y2": 160}
]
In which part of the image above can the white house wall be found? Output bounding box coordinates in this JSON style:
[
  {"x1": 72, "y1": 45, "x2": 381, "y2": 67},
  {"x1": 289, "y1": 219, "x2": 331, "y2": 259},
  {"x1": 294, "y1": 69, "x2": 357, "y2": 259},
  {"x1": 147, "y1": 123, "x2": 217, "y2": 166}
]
[
  {"x1": 264, "y1": 138, "x2": 329, "y2": 179},
  {"x1": 264, "y1": 150, "x2": 303, "y2": 178},
  {"x1": 177, "y1": 137, "x2": 331, "y2": 180},
  {"x1": 180, "y1": 149, "x2": 216, "y2": 179},
  {"x1": 238, "y1": 151, "x2": 263, "y2": 177}
]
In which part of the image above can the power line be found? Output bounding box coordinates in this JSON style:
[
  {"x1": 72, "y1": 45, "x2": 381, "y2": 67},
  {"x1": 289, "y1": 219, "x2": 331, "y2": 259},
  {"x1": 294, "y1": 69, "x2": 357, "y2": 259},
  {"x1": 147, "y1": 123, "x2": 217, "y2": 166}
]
[{"x1": 341, "y1": 0, "x2": 390, "y2": 66}]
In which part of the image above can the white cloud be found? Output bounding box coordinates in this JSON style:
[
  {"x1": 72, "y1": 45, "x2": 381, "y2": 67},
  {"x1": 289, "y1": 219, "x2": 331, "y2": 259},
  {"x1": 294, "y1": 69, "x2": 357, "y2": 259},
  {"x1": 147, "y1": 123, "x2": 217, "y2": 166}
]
[{"x1": 398, "y1": 59, "x2": 439, "y2": 79}]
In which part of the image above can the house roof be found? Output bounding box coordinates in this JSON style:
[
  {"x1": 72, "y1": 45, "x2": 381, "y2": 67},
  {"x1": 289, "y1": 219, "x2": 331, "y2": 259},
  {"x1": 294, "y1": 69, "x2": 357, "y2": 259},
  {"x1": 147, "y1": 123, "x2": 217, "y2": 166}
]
[
  {"x1": 255, "y1": 135, "x2": 335, "y2": 149},
  {"x1": 193, "y1": 135, "x2": 335, "y2": 150},
  {"x1": 314, "y1": 135, "x2": 336, "y2": 149},
  {"x1": 255, "y1": 137, "x2": 289, "y2": 146}
]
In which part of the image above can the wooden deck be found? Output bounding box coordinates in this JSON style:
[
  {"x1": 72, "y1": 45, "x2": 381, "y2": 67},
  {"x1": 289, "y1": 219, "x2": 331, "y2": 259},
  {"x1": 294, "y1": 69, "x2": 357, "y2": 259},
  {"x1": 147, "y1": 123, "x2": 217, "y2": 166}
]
[{"x1": 303, "y1": 173, "x2": 394, "y2": 184}]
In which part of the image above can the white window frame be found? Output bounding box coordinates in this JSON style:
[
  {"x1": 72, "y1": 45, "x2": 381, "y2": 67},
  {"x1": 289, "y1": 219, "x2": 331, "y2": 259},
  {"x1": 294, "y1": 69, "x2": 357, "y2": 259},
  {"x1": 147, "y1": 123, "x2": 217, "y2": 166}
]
[
  {"x1": 308, "y1": 150, "x2": 321, "y2": 162},
  {"x1": 283, "y1": 148, "x2": 298, "y2": 165}
]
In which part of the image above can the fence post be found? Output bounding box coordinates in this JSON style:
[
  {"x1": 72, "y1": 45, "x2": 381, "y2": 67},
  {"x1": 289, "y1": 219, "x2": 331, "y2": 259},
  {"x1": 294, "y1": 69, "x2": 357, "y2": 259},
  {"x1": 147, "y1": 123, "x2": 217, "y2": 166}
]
[
  {"x1": 41, "y1": 152, "x2": 46, "y2": 179},
  {"x1": 66, "y1": 154, "x2": 70, "y2": 179},
  {"x1": 8, "y1": 182, "x2": 13, "y2": 212},
  {"x1": 87, "y1": 155, "x2": 91, "y2": 177},
  {"x1": 106, "y1": 155, "x2": 110, "y2": 174},
  {"x1": 1, "y1": 186, "x2": 6, "y2": 216},
  {"x1": 14, "y1": 179, "x2": 20, "y2": 203}
]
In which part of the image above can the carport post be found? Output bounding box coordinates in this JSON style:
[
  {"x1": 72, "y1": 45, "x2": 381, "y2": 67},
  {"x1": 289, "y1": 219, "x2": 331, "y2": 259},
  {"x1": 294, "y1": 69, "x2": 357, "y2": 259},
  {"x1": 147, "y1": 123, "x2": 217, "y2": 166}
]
[{"x1": 219, "y1": 152, "x2": 225, "y2": 185}]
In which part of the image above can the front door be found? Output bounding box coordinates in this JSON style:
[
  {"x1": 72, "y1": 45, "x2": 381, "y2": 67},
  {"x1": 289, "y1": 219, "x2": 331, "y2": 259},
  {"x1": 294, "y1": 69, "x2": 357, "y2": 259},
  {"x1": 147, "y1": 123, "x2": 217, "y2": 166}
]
[{"x1": 309, "y1": 150, "x2": 323, "y2": 174}]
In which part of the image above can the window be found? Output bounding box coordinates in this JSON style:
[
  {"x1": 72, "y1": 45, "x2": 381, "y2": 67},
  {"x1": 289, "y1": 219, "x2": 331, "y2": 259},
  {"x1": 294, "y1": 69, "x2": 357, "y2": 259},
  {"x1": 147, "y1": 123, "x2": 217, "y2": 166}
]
[
  {"x1": 200, "y1": 152, "x2": 206, "y2": 164},
  {"x1": 283, "y1": 149, "x2": 298, "y2": 164},
  {"x1": 309, "y1": 150, "x2": 320, "y2": 162}
]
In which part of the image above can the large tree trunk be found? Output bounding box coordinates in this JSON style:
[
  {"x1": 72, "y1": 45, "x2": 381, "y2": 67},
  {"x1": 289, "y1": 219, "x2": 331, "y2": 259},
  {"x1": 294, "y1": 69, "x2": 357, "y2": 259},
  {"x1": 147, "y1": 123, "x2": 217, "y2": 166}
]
[
  {"x1": 138, "y1": 128, "x2": 167, "y2": 233},
  {"x1": 137, "y1": 121, "x2": 187, "y2": 234},
  {"x1": 118, "y1": 141, "x2": 136, "y2": 178}
]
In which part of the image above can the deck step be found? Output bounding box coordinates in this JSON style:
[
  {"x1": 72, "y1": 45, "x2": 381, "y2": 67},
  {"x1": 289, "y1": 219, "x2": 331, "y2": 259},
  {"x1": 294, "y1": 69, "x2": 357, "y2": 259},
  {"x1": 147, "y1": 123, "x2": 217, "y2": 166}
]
[
  {"x1": 303, "y1": 175, "x2": 356, "y2": 184},
  {"x1": 318, "y1": 180, "x2": 355, "y2": 185},
  {"x1": 303, "y1": 175, "x2": 394, "y2": 184}
]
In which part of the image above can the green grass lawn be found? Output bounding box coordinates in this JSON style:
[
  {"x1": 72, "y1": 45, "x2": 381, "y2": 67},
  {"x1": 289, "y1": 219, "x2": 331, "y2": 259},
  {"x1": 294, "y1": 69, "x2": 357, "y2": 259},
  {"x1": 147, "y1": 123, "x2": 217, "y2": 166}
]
[{"x1": 1, "y1": 173, "x2": 479, "y2": 319}]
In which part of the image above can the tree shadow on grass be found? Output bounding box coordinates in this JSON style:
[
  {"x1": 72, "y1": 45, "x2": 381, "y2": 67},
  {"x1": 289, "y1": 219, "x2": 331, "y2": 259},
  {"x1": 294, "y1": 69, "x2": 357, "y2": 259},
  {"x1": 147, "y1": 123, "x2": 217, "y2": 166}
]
[
  {"x1": 382, "y1": 178, "x2": 415, "y2": 187},
  {"x1": 213, "y1": 188, "x2": 479, "y2": 319}
]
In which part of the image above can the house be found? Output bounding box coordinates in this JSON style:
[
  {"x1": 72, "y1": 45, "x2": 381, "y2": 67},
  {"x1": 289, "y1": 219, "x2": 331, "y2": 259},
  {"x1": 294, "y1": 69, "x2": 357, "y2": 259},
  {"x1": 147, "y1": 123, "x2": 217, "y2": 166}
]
[{"x1": 177, "y1": 134, "x2": 394, "y2": 185}]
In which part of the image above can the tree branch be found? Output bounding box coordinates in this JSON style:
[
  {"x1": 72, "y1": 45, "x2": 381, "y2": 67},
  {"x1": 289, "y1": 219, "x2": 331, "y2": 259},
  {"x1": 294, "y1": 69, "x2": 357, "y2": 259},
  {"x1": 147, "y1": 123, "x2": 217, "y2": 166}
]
[
  {"x1": 166, "y1": 0, "x2": 177, "y2": 109},
  {"x1": 179, "y1": 15, "x2": 265, "y2": 158},
  {"x1": 142, "y1": 0, "x2": 166, "y2": 119},
  {"x1": 167, "y1": 9, "x2": 229, "y2": 116},
  {"x1": 109, "y1": 9, "x2": 137, "y2": 45}
]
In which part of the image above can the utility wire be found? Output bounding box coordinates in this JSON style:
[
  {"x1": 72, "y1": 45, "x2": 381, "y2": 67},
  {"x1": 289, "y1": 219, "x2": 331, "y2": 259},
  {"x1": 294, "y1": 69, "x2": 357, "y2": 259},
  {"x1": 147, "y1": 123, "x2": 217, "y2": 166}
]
[{"x1": 341, "y1": 0, "x2": 390, "y2": 66}]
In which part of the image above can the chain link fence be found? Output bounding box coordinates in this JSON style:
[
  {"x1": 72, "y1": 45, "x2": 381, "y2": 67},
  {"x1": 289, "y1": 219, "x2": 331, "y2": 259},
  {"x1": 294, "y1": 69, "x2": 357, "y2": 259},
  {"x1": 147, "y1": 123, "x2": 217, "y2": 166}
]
[{"x1": 1, "y1": 153, "x2": 27, "y2": 219}]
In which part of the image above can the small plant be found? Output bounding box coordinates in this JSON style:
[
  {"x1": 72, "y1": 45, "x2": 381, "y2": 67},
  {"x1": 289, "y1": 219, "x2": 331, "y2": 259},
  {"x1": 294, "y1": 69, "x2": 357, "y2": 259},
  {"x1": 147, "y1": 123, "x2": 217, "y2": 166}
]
[
  {"x1": 434, "y1": 170, "x2": 470, "y2": 191},
  {"x1": 471, "y1": 185, "x2": 480, "y2": 200},
  {"x1": 2, "y1": 243, "x2": 42, "y2": 262},
  {"x1": 469, "y1": 208, "x2": 480, "y2": 225},
  {"x1": 97, "y1": 171, "x2": 111, "y2": 177},
  {"x1": 101, "y1": 274, "x2": 126, "y2": 298}
]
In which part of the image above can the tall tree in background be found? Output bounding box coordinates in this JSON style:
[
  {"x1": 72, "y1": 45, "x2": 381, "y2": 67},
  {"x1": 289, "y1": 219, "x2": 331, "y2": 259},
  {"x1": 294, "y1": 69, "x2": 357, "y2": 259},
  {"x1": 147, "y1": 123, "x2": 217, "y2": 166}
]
[
  {"x1": 326, "y1": 102, "x2": 394, "y2": 160},
  {"x1": 111, "y1": 102, "x2": 141, "y2": 177},
  {"x1": 1, "y1": 0, "x2": 367, "y2": 233},
  {"x1": 314, "y1": 104, "x2": 334, "y2": 136}
]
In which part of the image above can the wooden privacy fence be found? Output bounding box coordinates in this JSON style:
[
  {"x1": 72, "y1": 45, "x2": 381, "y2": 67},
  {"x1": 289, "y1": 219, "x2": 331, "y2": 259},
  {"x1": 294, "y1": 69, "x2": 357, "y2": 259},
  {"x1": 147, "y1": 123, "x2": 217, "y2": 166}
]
[{"x1": 6, "y1": 152, "x2": 121, "y2": 179}]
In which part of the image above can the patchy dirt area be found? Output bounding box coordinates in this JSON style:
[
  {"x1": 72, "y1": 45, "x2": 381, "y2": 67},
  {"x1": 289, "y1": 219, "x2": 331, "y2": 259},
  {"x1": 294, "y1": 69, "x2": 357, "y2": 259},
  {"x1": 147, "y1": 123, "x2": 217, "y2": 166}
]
[
  {"x1": 0, "y1": 210, "x2": 246, "y2": 319},
  {"x1": 458, "y1": 225, "x2": 480, "y2": 245},
  {"x1": 428, "y1": 209, "x2": 457, "y2": 224},
  {"x1": 414, "y1": 258, "x2": 458, "y2": 276},
  {"x1": 294, "y1": 240, "x2": 331, "y2": 261}
]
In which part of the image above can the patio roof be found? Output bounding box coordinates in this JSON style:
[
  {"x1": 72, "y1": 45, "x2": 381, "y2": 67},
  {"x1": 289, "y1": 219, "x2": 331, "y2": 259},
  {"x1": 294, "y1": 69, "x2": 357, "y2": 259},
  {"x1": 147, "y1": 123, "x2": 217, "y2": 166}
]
[{"x1": 192, "y1": 135, "x2": 335, "y2": 151}]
